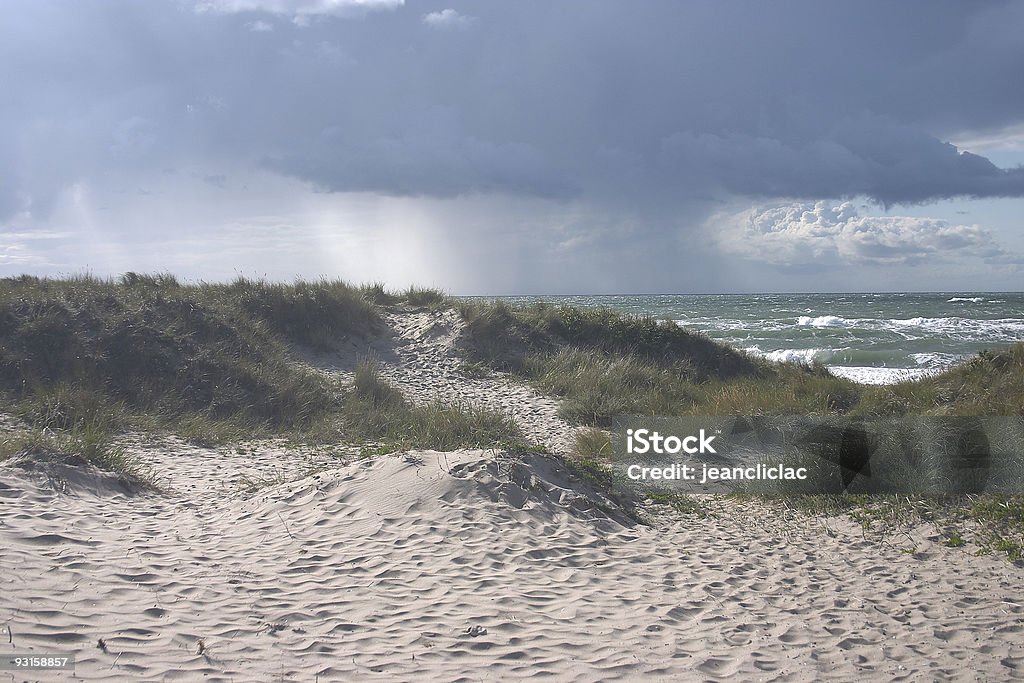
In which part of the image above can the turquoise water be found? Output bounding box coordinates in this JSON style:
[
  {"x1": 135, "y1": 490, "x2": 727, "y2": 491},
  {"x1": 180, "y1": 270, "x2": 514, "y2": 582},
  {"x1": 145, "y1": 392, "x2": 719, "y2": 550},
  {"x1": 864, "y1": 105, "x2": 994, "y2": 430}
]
[{"x1": 488, "y1": 293, "x2": 1024, "y2": 384}]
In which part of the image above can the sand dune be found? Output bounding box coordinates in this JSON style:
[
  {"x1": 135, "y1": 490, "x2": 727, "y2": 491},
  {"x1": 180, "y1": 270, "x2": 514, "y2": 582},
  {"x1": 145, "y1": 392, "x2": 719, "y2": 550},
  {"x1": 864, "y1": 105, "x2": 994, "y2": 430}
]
[
  {"x1": 3, "y1": 308, "x2": 1024, "y2": 680},
  {"x1": 3, "y1": 442, "x2": 1024, "y2": 681}
]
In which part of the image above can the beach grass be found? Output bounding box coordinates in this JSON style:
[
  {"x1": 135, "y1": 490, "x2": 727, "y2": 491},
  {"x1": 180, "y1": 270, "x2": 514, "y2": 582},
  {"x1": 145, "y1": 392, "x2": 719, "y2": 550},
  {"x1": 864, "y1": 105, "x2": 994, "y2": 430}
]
[
  {"x1": 456, "y1": 300, "x2": 868, "y2": 425},
  {"x1": 456, "y1": 299, "x2": 762, "y2": 380},
  {"x1": 456, "y1": 298, "x2": 1024, "y2": 424},
  {"x1": 767, "y1": 492, "x2": 1024, "y2": 561},
  {"x1": 855, "y1": 345, "x2": 1024, "y2": 416},
  {"x1": 569, "y1": 427, "x2": 706, "y2": 519},
  {"x1": 0, "y1": 274, "x2": 348, "y2": 435},
  {"x1": 0, "y1": 423, "x2": 151, "y2": 486},
  {"x1": 2, "y1": 274, "x2": 1022, "y2": 504},
  {"x1": 343, "y1": 360, "x2": 525, "y2": 451},
  {"x1": 0, "y1": 276, "x2": 519, "y2": 469}
]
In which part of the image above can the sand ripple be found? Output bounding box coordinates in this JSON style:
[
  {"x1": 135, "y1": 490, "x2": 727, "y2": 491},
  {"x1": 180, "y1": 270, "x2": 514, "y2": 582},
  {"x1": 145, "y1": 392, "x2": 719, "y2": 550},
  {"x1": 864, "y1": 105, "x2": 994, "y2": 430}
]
[{"x1": 3, "y1": 447, "x2": 1024, "y2": 681}]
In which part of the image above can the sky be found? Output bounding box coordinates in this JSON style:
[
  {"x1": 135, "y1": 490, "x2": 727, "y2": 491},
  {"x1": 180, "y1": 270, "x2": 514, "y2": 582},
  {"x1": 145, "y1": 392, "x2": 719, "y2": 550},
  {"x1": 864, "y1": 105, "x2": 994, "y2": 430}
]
[{"x1": 2, "y1": 0, "x2": 1024, "y2": 294}]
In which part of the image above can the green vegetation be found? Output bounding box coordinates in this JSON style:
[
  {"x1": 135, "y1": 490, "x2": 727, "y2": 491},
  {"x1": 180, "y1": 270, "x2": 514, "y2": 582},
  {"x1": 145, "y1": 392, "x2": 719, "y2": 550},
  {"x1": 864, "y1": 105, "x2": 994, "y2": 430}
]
[
  {"x1": 646, "y1": 489, "x2": 707, "y2": 516},
  {"x1": 343, "y1": 361, "x2": 524, "y2": 451},
  {"x1": 854, "y1": 345, "x2": 1024, "y2": 416},
  {"x1": 0, "y1": 274, "x2": 375, "y2": 436},
  {"x1": 402, "y1": 286, "x2": 449, "y2": 310},
  {"x1": 0, "y1": 424, "x2": 150, "y2": 487},
  {"x1": 222, "y1": 276, "x2": 381, "y2": 350},
  {"x1": 456, "y1": 298, "x2": 1024, "y2": 424},
  {"x1": 570, "y1": 427, "x2": 704, "y2": 518},
  {"x1": 456, "y1": 299, "x2": 759, "y2": 380},
  {"x1": 3, "y1": 273, "x2": 1022, "y2": 543},
  {"x1": 0, "y1": 275, "x2": 520, "y2": 478},
  {"x1": 461, "y1": 298, "x2": 1024, "y2": 549},
  {"x1": 571, "y1": 427, "x2": 614, "y2": 459},
  {"x1": 455, "y1": 299, "x2": 865, "y2": 425},
  {"x1": 768, "y1": 493, "x2": 1024, "y2": 561},
  {"x1": 967, "y1": 496, "x2": 1024, "y2": 560}
]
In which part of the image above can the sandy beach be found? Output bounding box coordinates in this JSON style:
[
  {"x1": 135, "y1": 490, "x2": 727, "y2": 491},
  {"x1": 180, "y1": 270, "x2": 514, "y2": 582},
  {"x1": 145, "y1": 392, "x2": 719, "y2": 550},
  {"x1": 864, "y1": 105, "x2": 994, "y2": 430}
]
[
  {"x1": 7, "y1": 0, "x2": 1024, "y2": 677},
  {"x1": 4, "y1": 446, "x2": 1024, "y2": 681},
  {"x1": 3, "y1": 306, "x2": 1024, "y2": 681}
]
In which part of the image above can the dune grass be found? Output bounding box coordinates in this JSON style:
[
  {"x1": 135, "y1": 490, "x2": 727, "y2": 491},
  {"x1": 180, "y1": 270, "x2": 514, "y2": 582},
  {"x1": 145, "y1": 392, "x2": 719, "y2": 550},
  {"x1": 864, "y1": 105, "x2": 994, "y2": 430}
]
[
  {"x1": 343, "y1": 361, "x2": 524, "y2": 452},
  {"x1": 765, "y1": 492, "x2": 1024, "y2": 561},
  {"x1": 0, "y1": 423, "x2": 151, "y2": 487},
  {"x1": 403, "y1": 286, "x2": 449, "y2": 310},
  {"x1": 457, "y1": 297, "x2": 1024, "y2": 425},
  {"x1": 0, "y1": 275, "x2": 518, "y2": 475},
  {"x1": 464, "y1": 298, "x2": 1024, "y2": 544},
  {"x1": 524, "y1": 348, "x2": 700, "y2": 426},
  {"x1": 3, "y1": 273, "x2": 1022, "y2": 522},
  {"x1": 523, "y1": 347, "x2": 865, "y2": 426},
  {"x1": 0, "y1": 274, "x2": 348, "y2": 438},
  {"x1": 854, "y1": 345, "x2": 1024, "y2": 416},
  {"x1": 456, "y1": 299, "x2": 870, "y2": 426},
  {"x1": 219, "y1": 276, "x2": 381, "y2": 350},
  {"x1": 456, "y1": 299, "x2": 761, "y2": 380}
]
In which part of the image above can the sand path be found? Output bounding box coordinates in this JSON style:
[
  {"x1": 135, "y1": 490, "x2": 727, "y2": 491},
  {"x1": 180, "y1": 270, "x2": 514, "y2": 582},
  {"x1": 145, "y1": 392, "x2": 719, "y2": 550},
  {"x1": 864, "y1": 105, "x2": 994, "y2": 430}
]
[{"x1": 302, "y1": 306, "x2": 578, "y2": 452}]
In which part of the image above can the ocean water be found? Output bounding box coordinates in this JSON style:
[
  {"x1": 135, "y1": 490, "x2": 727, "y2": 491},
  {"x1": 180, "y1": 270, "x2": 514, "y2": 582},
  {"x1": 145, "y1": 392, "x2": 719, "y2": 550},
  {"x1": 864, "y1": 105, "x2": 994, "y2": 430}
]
[{"x1": 492, "y1": 293, "x2": 1024, "y2": 384}]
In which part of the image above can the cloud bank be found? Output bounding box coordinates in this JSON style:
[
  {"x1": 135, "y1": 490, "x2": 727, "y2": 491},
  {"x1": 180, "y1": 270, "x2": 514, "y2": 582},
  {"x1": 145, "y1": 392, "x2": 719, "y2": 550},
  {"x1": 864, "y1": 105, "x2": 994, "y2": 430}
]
[{"x1": 717, "y1": 202, "x2": 1021, "y2": 268}]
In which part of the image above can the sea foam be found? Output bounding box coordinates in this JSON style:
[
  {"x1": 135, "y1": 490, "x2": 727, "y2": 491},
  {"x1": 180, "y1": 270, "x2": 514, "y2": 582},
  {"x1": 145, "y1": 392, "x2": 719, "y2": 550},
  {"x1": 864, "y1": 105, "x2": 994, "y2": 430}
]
[{"x1": 796, "y1": 315, "x2": 850, "y2": 328}]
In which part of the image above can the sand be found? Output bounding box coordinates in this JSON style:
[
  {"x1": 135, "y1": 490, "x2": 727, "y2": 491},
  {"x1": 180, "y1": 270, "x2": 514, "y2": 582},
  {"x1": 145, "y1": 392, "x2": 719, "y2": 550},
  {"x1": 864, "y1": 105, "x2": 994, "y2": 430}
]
[
  {"x1": 3, "y1": 307, "x2": 1024, "y2": 681},
  {"x1": 302, "y1": 306, "x2": 579, "y2": 452}
]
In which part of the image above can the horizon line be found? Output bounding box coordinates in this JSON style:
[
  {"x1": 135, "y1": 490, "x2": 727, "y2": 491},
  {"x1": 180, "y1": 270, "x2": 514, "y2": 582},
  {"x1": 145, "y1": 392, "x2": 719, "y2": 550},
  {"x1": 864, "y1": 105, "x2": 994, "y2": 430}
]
[{"x1": 454, "y1": 290, "x2": 1024, "y2": 297}]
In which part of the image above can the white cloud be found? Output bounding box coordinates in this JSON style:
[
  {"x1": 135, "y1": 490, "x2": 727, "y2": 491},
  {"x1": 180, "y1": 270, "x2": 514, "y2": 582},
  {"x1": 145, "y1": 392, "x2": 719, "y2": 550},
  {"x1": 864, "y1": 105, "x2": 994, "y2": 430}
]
[
  {"x1": 422, "y1": 9, "x2": 473, "y2": 29},
  {"x1": 195, "y1": 0, "x2": 403, "y2": 22},
  {"x1": 951, "y1": 122, "x2": 1024, "y2": 154},
  {"x1": 714, "y1": 201, "x2": 1020, "y2": 267},
  {"x1": 0, "y1": 230, "x2": 64, "y2": 267},
  {"x1": 0, "y1": 244, "x2": 34, "y2": 265}
]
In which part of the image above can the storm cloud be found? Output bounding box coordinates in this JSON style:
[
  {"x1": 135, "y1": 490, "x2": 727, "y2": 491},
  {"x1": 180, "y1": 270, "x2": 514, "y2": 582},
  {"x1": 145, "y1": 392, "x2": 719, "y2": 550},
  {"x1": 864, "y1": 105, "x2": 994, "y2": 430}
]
[{"x1": 2, "y1": 1, "x2": 1024, "y2": 290}]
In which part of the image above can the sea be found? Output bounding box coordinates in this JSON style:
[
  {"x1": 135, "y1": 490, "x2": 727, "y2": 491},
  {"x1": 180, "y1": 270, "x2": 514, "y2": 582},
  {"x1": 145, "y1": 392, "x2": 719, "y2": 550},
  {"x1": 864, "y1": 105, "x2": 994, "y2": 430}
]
[{"x1": 491, "y1": 292, "x2": 1024, "y2": 385}]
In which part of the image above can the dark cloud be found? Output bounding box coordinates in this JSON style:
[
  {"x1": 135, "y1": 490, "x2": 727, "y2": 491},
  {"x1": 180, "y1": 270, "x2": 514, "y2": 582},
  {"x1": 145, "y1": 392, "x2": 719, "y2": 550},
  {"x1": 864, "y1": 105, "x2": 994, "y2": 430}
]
[
  {"x1": 2, "y1": 1, "x2": 1024, "y2": 290},
  {"x1": 264, "y1": 133, "x2": 578, "y2": 199},
  {"x1": 659, "y1": 117, "x2": 1024, "y2": 206},
  {"x1": 3, "y1": 0, "x2": 1024, "y2": 217}
]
